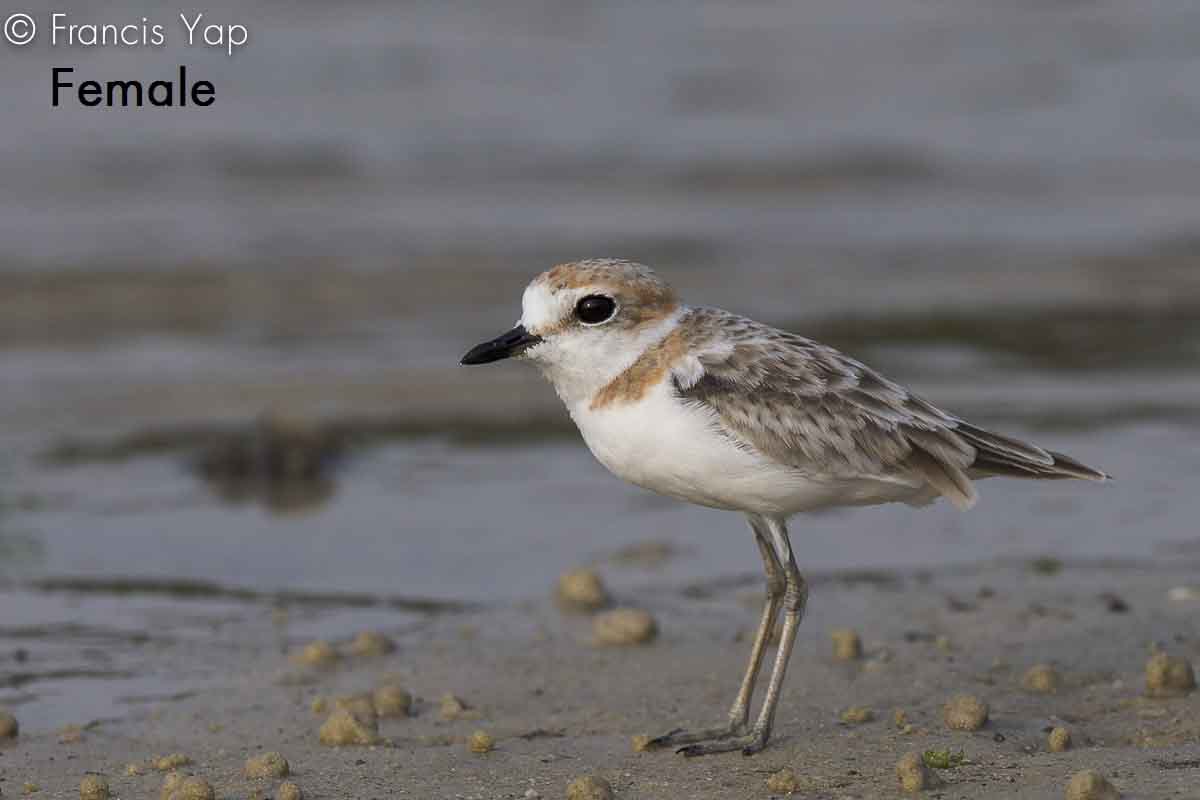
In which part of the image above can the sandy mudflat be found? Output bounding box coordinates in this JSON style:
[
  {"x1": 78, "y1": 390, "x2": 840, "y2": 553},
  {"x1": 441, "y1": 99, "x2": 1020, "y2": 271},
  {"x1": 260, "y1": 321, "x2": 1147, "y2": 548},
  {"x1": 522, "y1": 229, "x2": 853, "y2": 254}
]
[{"x1": 1, "y1": 561, "x2": 1197, "y2": 799}]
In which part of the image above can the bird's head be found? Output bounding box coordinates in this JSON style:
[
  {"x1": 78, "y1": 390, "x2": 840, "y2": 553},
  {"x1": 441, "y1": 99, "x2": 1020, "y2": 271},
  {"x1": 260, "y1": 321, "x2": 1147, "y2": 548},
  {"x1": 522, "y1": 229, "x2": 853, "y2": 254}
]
[{"x1": 460, "y1": 259, "x2": 682, "y2": 404}]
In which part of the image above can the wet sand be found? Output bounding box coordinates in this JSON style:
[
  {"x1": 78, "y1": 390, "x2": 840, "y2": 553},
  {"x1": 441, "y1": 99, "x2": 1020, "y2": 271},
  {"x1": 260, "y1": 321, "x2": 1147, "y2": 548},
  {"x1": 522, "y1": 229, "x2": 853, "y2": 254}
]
[{"x1": 2, "y1": 560, "x2": 1197, "y2": 799}]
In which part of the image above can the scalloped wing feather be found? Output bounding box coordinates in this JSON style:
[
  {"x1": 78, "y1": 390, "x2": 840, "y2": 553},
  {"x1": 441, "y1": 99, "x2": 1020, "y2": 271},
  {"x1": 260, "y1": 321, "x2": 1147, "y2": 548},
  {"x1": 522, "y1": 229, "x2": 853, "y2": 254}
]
[{"x1": 670, "y1": 308, "x2": 1105, "y2": 511}]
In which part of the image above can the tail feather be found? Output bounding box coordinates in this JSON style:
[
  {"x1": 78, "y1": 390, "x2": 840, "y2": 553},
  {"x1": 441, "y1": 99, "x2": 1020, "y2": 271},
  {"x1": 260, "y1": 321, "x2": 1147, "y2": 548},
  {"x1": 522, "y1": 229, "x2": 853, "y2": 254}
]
[
  {"x1": 903, "y1": 421, "x2": 1108, "y2": 512},
  {"x1": 1043, "y1": 448, "x2": 1111, "y2": 481},
  {"x1": 960, "y1": 423, "x2": 1110, "y2": 482}
]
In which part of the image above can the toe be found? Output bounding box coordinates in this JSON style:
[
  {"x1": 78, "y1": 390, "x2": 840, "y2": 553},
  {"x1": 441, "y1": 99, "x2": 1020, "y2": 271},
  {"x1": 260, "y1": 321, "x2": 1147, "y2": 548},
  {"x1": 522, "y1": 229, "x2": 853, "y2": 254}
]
[
  {"x1": 644, "y1": 728, "x2": 685, "y2": 749},
  {"x1": 646, "y1": 724, "x2": 740, "y2": 749}
]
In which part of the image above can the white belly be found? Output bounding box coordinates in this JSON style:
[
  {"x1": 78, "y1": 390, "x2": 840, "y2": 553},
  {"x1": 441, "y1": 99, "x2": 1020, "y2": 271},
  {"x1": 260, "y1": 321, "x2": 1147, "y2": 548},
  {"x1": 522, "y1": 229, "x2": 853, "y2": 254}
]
[{"x1": 568, "y1": 380, "x2": 913, "y2": 516}]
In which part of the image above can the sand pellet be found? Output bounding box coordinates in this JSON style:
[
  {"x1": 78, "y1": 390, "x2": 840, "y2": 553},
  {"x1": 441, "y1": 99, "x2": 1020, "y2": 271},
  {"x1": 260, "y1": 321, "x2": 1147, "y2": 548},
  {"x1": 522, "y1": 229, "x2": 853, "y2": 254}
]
[
  {"x1": 439, "y1": 693, "x2": 470, "y2": 720},
  {"x1": 318, "y1": 708, "x2": 380, "y2": 746},
  {"x1": 631, "y1": 734, "x2": 652, "y2": 752},
  {"x1": 565, "y1": 775, "x2": 613, "y2": 800},
  {"x1": 0, "y1": 711, "x2": 17, "y2": 739},
  {"x1": 159, "y1": 773, "x2": 184, "y2": 800},
  {"x1": 244, "y1": 750, "x2": 289, "y2": 778},
  {"x1": 349, "y1": 631, "x2": 396, "y2": 657},
  {"x1": 830, "y1": 628, "x2": 863, "y2": 660},
  {"x1": 942, "y1": 694, "x2": 989, "y2": 731},
  {"x1": 172, "y1": 777, "x2": 215, "y2": 800},
  {"x1": 153, "y1": 754, "x2": 192, "y2": 771},
  {"x1": 556, "y1": 568, "x2": 610, "y2": 612},
  {"x1": 277, "y1": 783, "x2": 303, "y2": 800},
  {"x1": 468, "y1": 730, "x2": 495, "y2": 753},
  {"x1": 1145, "y1": 652, "x2": 1196, "y2": 696},
  {"x1": 160, "y1": 774, "x2": 214, "y2": 800},
  {"x1": 592, "y1": 607, "x2": 657, "y2": 646},
  {"x1": 896, "y1": 751, "x2": 941, "y2": 793},
  {"x1": 79, "y1": 776, "x2": 109, "y2": 800},
  {"x1": 766, "y1": 768, "x2": 800, "y2": 794},
  {"x1": 373, "y1": 684, "x2": 413, "y2": 718},
  {"x1": 840, "y1": 706, "x2": 874, "y2": 724},
  {"x1": 1065, "y1": 769, "x2": 1119, "y2": 800},
  {"x1": 333, "y1": 693, "x2": 376, "y2": 717},
  {"x1": 1022, "y1": 663, "x2": 1061, "y2": 693},
  {"x1": 291, "y1": 640, "x2": 339, "y2": 668},
  {"x1": 1048, "y1": 726, "x2": 1072, "y2": 752}
]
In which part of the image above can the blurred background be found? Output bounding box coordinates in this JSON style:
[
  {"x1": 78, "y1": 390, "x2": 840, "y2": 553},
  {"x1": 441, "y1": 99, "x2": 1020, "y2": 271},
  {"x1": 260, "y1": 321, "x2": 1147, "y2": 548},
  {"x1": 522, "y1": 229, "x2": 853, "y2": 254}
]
[{"x1": 2, "y1": 1, "x2": 1199, "y2": 727}]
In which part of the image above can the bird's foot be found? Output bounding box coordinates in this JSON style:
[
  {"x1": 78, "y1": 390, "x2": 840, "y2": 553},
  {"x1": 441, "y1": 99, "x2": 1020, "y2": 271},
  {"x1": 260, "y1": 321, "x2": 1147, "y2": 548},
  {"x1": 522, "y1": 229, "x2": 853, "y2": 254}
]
[
  {"x1": 642, "y1": 722, "x2": 745, "y2": 751},
  {"x1": 676, "y1": 728, "x2": 769, "y2": 758}
]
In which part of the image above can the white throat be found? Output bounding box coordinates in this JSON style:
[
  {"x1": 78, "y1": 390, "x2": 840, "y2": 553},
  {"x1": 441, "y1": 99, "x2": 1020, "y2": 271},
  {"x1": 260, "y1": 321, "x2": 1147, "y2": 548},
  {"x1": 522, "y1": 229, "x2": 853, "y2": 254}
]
[{"x1": 532, "y1": 307, "x2": 686, "y2": 410}]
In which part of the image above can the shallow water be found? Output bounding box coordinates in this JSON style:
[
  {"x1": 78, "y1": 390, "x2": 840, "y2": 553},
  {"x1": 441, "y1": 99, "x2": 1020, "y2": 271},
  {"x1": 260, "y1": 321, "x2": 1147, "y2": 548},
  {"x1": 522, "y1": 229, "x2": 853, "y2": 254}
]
[
  {"x1": 3, "y1": 425, "x2": 1198, "y2": 601},
  {"x1": 3, "y1": 0, "x2": 1200, "y2": 731}
]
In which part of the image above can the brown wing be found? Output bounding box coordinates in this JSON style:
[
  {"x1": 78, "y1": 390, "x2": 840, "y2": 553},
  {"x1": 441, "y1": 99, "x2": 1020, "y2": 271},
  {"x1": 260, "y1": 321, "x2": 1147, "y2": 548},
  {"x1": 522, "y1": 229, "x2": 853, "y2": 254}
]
[{"x1": 672, "y1": 308, "x2": 1107, "y2": 510}]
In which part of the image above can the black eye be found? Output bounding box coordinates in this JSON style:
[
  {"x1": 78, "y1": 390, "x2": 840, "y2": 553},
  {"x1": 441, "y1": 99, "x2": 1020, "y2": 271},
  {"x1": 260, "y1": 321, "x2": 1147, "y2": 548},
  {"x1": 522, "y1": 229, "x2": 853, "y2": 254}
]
[{"x1": 575, "y1": 294, "x2": 616, "y2": 325}]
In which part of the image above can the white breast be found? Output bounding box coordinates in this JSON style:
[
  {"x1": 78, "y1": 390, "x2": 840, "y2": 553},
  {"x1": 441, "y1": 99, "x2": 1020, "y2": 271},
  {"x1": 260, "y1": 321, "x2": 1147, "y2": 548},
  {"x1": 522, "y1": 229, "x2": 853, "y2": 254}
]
[{"x1": 568, "y1": 378, "x2": 858, "y2": 515}]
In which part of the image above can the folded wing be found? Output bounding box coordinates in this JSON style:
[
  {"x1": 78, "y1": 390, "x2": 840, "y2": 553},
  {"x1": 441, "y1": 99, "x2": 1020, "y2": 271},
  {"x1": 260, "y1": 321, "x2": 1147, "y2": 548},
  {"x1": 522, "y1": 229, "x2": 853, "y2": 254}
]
[{"x1": 670, "y1": 308, "x2": 1107, "y2": 511}]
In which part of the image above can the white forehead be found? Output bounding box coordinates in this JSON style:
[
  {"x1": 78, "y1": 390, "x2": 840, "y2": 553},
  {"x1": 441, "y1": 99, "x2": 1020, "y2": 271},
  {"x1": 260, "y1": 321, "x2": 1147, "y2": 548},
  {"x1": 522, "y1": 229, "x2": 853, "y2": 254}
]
[{"x1": 520, "y1": 280, "x2": 584, "y2": 333}]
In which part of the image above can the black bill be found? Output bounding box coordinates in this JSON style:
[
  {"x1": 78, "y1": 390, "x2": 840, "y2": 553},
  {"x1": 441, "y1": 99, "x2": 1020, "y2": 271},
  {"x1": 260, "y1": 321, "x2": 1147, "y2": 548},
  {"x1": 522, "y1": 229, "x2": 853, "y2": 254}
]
[{"x1": 460, "y1": 325, "x2": 543, "y2": 365}]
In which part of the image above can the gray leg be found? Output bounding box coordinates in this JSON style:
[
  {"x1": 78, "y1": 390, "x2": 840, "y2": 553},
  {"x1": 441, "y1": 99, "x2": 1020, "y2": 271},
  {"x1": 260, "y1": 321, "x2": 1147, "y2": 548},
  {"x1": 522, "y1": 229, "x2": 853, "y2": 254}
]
[
  {"x1": 645, "y1": 514, "x2": 785, "y2": 750},
  {"x1": 726, "y1": 515, "x2": 786, "y2": 728},
  {"x1": 677, "y1": 516, "x2": 807, "y2": 757}
]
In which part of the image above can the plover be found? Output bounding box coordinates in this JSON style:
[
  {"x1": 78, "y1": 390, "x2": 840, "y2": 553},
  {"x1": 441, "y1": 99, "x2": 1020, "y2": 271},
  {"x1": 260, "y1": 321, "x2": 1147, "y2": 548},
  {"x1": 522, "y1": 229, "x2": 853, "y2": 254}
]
[{"x1": 461, "y1": 258, "x2": 1107, "y2": 756}]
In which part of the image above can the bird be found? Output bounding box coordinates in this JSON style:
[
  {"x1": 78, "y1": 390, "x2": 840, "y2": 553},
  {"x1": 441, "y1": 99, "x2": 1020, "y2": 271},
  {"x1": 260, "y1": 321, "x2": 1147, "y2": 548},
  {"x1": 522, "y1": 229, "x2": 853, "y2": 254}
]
[{"x1": 460, "y1": 258, "x2": 1108, "y2": 757}]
